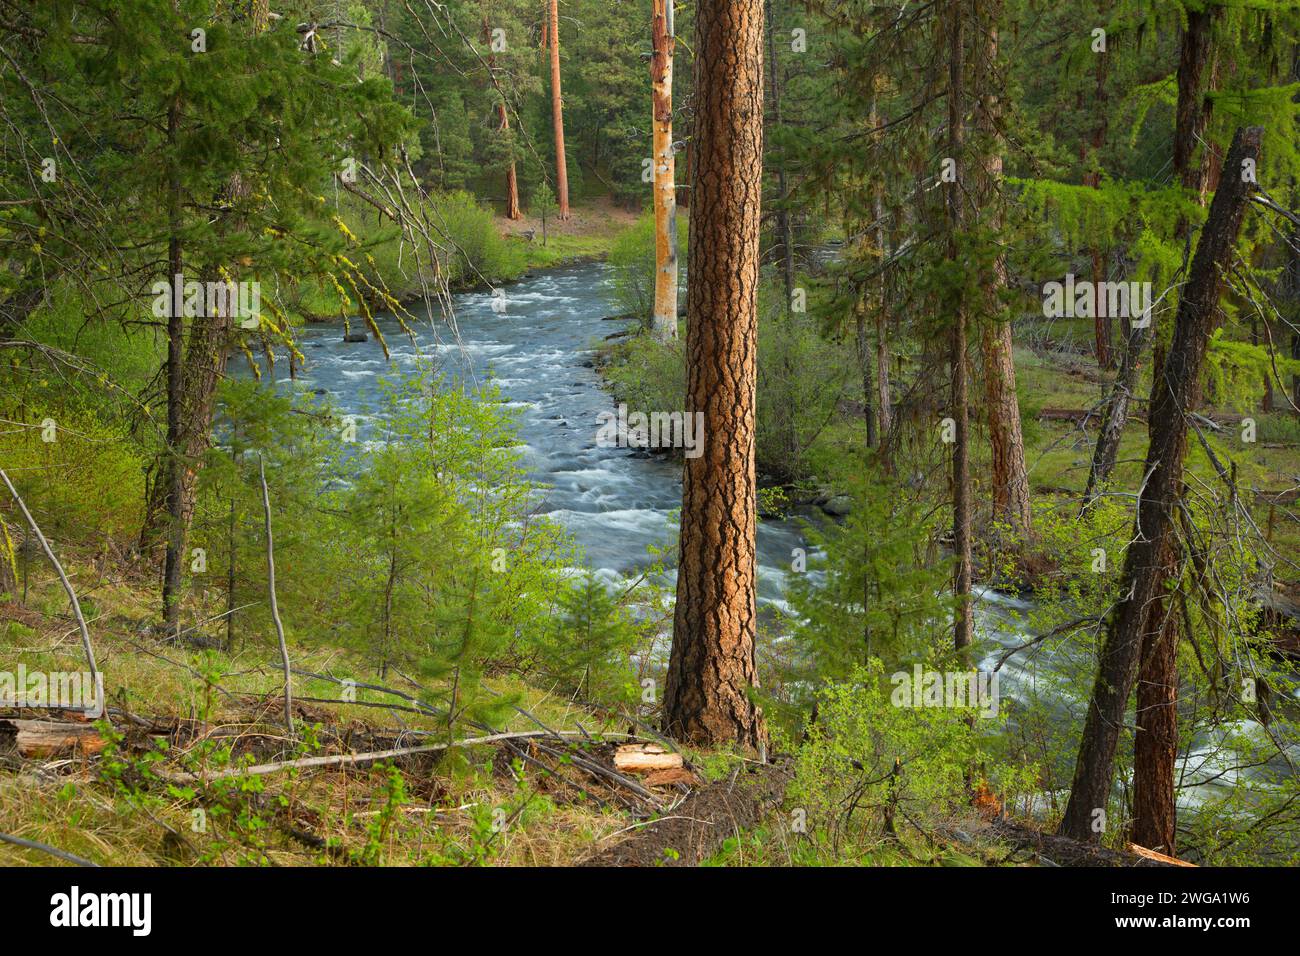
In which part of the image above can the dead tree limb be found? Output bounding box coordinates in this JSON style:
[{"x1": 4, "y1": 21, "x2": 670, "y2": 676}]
[
  {"x1": 0, "y1": 831, "x2": 99, "y2": 867},
  {"x1": 258, "y1": 455, "x2": 293, "y2": 735},
  {"x1": 158, "y1": 729, "x2": 610, "y2": 783},
  {"x1": 0, "y1": 467, "x2": 98, "y2": 688}
]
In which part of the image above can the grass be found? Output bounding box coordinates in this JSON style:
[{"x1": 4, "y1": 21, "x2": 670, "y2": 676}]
[{"x1": 0, "y1": 559, "x2": 633, "y2": 867}]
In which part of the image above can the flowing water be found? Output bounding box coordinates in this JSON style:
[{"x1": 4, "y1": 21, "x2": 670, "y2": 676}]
[
  {"x1": 261, "y1": 259, "x2": 1287, "y2": 824},
  {"x1": 278, "y1": 261, "x2": 809, "y2": 610}
]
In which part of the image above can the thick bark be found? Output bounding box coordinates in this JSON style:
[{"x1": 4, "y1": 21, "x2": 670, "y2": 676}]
[
  {"x1": 650, "y1": 0, "x2": 678, "y2": 341},
  {"x1": 982, "y1": 318, "x2": 1030, "y2": 534},
  {"x1": 1058, "y1": 126, "x2": 1262, "y2": 843},
  {"x1": 500, "y1": 103, "x2": 521, "y2": 220},
  {"x1": 662, "y1": 0, "x2": 766, "y2": 750},
  {"x1": 547, "y1": 0, "x2": 570, "y2": 219},
  {"x1": 946, "y1": 2, "x2": 973, "y2": 651}
]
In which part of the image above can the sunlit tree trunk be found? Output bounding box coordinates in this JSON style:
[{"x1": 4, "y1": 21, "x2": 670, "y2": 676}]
[
  {"x1": 663, "y1": 0, "x2": 766, "y2": 751},
  {"x1": 650, "y1": 0, "x2": 678, "y2": 341},
  {"x1": 547, "y1": 0, "x2": 570, "y2": 219}
]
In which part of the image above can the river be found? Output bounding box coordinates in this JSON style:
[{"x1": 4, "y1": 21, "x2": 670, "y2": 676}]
[{"x1": 263, "y1": 258, "x2": 1283, "y2": 831}]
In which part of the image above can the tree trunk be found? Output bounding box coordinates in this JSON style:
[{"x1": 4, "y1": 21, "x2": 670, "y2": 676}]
[
  {"x1": 946, "y1": 2, "x2": 973, "y2": 651},
  {"x1": 870, "y1": 88, "x2": 893, "y2": 458},
  {"x1": 662, "y1": 0, "x2": 766, "y2": 751},
  {"x1": 975, "y1": 18, "x2": 1030, "y2": 538},
  {"x1": 149, "y1": 3, "x2": 268, "y2": 629},
  {"x1": 1083, "y1": 22, "x2": 1113, "y2": 369},
  {"x1": 855, "y1": 292, "x2": 878, "y2": 449},
  {"x1": 650, "y1": 0, "x2": 678, "y2": 341},
  {"x1": 159, "y1": 92, "x2": 186, "y2": 634},
  {"x1": 1132, "y1": 590, "x2": 1179, "y2": 854},
  {"x1": 1174, "y1": 9, "x2": 1220, "y2": 201},
  {"x1": 764, "y1": 0, "x2": 795, "y2": 308},
  {"x1": 1126, "y1": 6, "x2": 1221, "y2": 849},
  {"x1": 1058, "y1": 126, "x2": 1262, "y2": 843},
  {"x1": 482, "y1": 13, "x2": 521, "y2": 220},
  {"x1": 547, "y1": 0, "x2": 570, "y2": 220},
  {"x1": 1082, "y1": 319, "x2": 1152, "y2": 506},
  {"x1": 500, "y1": 103, "x2": 521, "y2": 220}
]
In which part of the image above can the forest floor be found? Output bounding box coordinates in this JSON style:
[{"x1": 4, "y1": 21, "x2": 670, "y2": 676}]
[{"x1": 0, "y1": 549, "x2": 1189, "y2": 867}]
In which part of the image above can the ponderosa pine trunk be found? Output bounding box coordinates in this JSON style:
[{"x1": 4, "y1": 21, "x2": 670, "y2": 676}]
[
  {"x1": 1058, "y1": 126, "x2": 1262, "y2": 843},
  {"x1": 650, "y1": 0, "x2": 678, "y2": 341},
  {"x1": 547, "y1": 0, "x2": 570, "y2": 220},
  {"x1": 662, "y1": 0, "x2": 766, "y2": 751}
]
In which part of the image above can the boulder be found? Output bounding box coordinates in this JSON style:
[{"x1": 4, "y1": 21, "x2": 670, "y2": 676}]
[{"x1": 821, "y1": 494, "x2": 853, "y2": 517}]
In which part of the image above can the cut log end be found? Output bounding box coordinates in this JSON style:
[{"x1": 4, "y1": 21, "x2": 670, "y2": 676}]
[{"x1": 613, "y1": 743, "x2": 684, "y2": 774}]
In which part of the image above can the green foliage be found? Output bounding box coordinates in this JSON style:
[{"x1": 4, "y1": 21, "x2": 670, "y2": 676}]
[
  {"x1": 608, "y1": 211, "x2": 687, "y2": 322},
  {"x1": 790, "y1": 661, "x2": 1036, "y2": 856},
  {"x1": 530, "y1": 571, "x2": 641, "y2": 707},
  {"x1": 776, "y1": 470, "x2": 952, "y2": 714},
  {"x1": 432, "y1": 191, "x2": 526, "y2": 286},
  {"x1": 758, "y1": 283, "x2": 853, "y2": 483}
]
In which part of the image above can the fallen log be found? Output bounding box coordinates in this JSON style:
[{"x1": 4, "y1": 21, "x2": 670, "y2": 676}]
[
  {"x1": 0, "y1": 719, "x2": 106, "y2": 758},
  {"x1": 990, "y1": 819, "x2": 1179, "y2": 867},
  {"x1": 584, "y1": 757, "x2": 792, "y2": 867}
]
